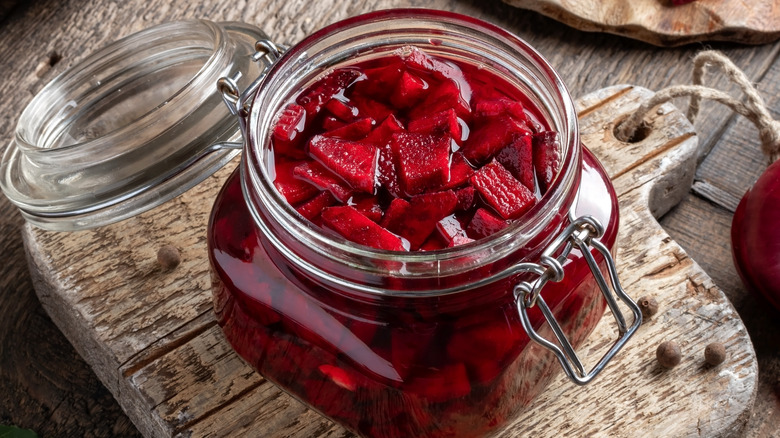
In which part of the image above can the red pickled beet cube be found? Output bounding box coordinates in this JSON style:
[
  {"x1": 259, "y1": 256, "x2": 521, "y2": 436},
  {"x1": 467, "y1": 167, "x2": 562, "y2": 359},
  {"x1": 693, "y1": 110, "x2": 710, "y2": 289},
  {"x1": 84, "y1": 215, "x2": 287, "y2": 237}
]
[
  {"x1": 351, "y1": 195, "x2": 383, "y2": 223},
  {"x1": 437, "y1": 214, "x2": 474, "y2": 247},
  {"x1": 272, "y1": 103, "x2": 308, "y2": 159},
  {"x1": 309, "y1": 135, "x2": 378, "y2": 194},
  {"x1": 363, "y1": 114, "x2": 405, "y2": 145},
  {"x1": 379, "y1": 197, "x2": 411, "y2": 229},
  {"x1": 405, "y1": 362, "x2": 471, "y2": 403},
  {"x1": 470, "y1": 160, "x2": 536, "y2": 220},
  {"x1": 321, "y1": 206, "x2": 406, "y2": 251},
  {"x1": 385, "y1": 190, "x2": 458, "y2": 250},
  {"x1": 297, "y1": 68, "x2": 361, "y2": 117},
  {"x1": 390, "y1": 71, "x2": 429, "y2": 109},
  {"x1": 447, "y1": 320, "x2": 521, "y2": 383},
  {"x1": 323, "y1": 117, "x2": 375, "y2": 141},
  {"x1": 441, "y1": 152, "x2": 475, "y2": 190},
  {"x1": 324, "y1": 98, "x2": 358, "y2": 122},
  {"x1": 390, "y1": 132, "x2": 451, "y2": 196},
  {"x1": 390, "y1": 324, "x2": 437, "y2": 379},
  {"x1": 293, "y1": 160, "x2": 353, "y2": 203},
  {"x1": 273, "y1": 160, "x2": 319, "y2": 204},
  {"x1": 475, "y1": 98, "x2": 528, "y2": 122},
  {"x1": 455, "y1": 186, "x2": 476, "y2": 211},
  {"x1": 322, "y1": 116, "x2": 346, "y2": 132},
  {"x1": 317, "y1": 364, "x2": 357, "y2": 391},
  {"x1": 377, "y1": 142, "x2": 403, "y2": 198},
  {"x1": 404, "y1": 46, "x2": 466, "y2": 83},
  {"x1": 419, "y1": 233, "x2": 449, "y2": 251},
  {"x1": 409, "y1": 78, "x2": 471, "y2": 120},
  {"x1": 466, "y1": 208, "x2": 508, "y2": 239},
  {"x1": 495, "y1": 134, "x2": 535, "y2": 191},
  {"x1": 350, "y1": 94, "x2": 394, "y2": 124},
  {"x1": 296, "y1": 191, "x2": 336, "y2": 221},
  {"x1": 352, "y1": 60, "x2": 405, "y2": 100},
  {"x1": 408, "y1": 108, "x2": 463, "y2": 144},
  {"x1": 273, "y1": 103, "x2": 307, "y2": 142},
  {"x1": 463, "y1": 115, "x2": 532, "y2": 164},
  {"x1": 532, "y1": 131, "x2": 562, "y2": 193}
]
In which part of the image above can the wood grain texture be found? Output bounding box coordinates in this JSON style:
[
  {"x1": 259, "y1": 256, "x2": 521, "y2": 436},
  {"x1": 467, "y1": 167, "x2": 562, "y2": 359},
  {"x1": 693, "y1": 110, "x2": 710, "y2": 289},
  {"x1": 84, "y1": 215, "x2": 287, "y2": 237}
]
[
  {"x1": 21, "y1": 83, "x2": 757, "y2": 437},
  {"x1": 1, "y1": 0, "x2": 779, "y2": 436},
  {"x1": 501, "y1": 0, "x2": 780, "y2": 47}
]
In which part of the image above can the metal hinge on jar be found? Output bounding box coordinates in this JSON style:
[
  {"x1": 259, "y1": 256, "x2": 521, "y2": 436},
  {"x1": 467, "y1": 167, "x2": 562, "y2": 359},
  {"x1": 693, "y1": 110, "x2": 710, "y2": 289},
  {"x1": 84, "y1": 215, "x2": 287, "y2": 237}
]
[
  {"x1": 217, "y1": 39, "x2": 286, "y2": 147},
  {"x1": 514, "y1": 215, "x2": 642, "y2": 385}
]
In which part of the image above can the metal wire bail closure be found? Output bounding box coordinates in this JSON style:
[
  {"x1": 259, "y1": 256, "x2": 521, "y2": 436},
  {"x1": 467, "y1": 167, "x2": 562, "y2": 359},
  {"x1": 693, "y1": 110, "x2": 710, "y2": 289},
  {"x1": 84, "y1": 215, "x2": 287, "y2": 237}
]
[
  {"x1": 218, "y1": 38, "x2": 285, "y2": 140},
  {"x1": 515, "y1": 215, "x2": 642, "y2": 385}
]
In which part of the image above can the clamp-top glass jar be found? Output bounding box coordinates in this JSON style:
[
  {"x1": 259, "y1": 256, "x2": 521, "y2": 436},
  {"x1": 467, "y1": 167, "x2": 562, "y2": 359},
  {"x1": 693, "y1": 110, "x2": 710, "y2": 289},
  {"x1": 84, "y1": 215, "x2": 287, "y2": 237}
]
[{"x1": 209, "y1": 9, "x2": 640, "y2": 438}]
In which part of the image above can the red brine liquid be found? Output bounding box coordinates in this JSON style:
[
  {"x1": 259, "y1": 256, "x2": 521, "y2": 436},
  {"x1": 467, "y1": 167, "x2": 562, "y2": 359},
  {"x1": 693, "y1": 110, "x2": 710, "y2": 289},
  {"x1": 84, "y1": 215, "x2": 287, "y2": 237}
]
[{"x1": 209, "y1": 46, "x2": 619, "y2": 437}]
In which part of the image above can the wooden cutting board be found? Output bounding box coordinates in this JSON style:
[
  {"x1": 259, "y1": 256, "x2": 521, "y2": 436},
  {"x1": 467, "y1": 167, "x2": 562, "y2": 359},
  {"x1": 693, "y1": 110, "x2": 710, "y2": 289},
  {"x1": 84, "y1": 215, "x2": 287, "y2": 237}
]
[
  {"x1": 502, "y1": 0, "x2": 780, "y2": 47},
  {"x1": 22, "y1": 85, "x2": 756, "y2": 437}
]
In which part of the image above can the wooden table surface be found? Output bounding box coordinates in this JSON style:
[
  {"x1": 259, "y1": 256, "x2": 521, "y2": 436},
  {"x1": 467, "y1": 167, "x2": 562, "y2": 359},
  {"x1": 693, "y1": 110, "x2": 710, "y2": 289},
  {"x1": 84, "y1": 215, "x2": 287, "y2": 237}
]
[{"x1": 0, "y1": 0, "x2": 778, "y2": 437}]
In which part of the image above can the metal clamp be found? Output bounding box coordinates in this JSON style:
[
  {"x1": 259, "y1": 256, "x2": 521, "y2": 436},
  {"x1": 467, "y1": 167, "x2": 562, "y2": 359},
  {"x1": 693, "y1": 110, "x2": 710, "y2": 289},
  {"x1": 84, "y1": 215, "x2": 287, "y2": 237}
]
[
  {"x1": 217, "y1": 38, "x2": 286, "y2": 139},
  {"x1": 514, "y1": 215, "x2": 642, "y2": 386}
]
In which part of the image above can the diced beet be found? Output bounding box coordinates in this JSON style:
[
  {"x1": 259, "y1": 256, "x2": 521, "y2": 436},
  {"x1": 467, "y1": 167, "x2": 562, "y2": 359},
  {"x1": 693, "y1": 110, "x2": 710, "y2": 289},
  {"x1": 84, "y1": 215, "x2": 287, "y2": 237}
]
[
  {"x1": 352, "y1": 60, "x2": 405, "y2": 100},
  {"x1": 532, "y1": 131, "x2": 562, "y2": 193},
  {"x1": 390, "y1": 71, "x2": 429, "y2": 109},
  {"x1": 409, "y1": 78, "x2": 471, "y2": 120},
  {"x1": 273, "y1": 103, "x2": 307, "y2": 142},
  {"x1": 475, "y1": 98, "x2": 528, "y2": 123},
  {"x1": 296, "y1": 191, "x2": 336, "y2": 220},
  {"x1": 466, "y1": 208, "x2": 508, "y2": 239},
  {"x1": 495, "y1": 134, "x2": 535, "y2": 191},
  {"x1": 272, "y1": 103, "x2": 308, "y2": 159},
  {"x1": 351, "y1": 195, "x2": 383, "y2": 223},
  {"x1": 273, "y1": 160, "x2": 318, "y2": 204},
  {"x1": 321, "y1": 206, "x2": 406, "y2": 251},
  {"x1": 309, "y1": 135, "x2": 378, "y2": 194},
  {"x1": 385, "y1": 190, "x2": 458, "y2": 250},
  {"x1": 317, "y1": 364, "x2": 357, "y2": 391},
  {"x1": 404, "y1": 46, "x2": 466, "y2": 84},
  {"x1": 390, "y1": 325, "x2": 437, "y2": 379},
  {"x1": 351, "y1": 95, "x2": 394, "y2": 124},
  {"x1": 293, "y1": 161, "x2": 353, "y2": 203},
  {"x1": 455, "y1": 186, "x2": 476, "y2": 211},
  {"x1": 297, "y1": 69, "x2": 362, "y2": 117},
  {"x1": 363, "y1": 114, "x2": 405, "y2": 145},
  {"x1": 323, "y1": 117, "x2": 375, "y2": 140},
  {"x1": 391, "y1": 132, "x2": 451, "y2": 196},
  {"x1": 441, "y1": 152, "x2": 474, "y2": 190},
  {"x1": 325, "y1": 98, "x2": 358, "y2": 122},
  {"x1": 322, "y1": 116, "x2": 346, "y2": 132},
  {"x1": 377, "y1": 142, "x2": 403, "y2": 198},
  {"x1": 419, "y1": 233, "x2": 449, "y2": 251},
  {"x1": 447, "y1": 321, "x2": 521, "y2": 383},
  {"x1": 405, "y1": 362, "x2": 471, "y2": 403},
  {"x1": 379, "y1": 198, "x2": 410, "y2": 229},
  {"x1": 462, "y1": 115, "x2": 532, "y2": 164},
  {"x1": 470, "y1": 160, "x2": 536, "y2": 220},
  {"x1": 436, "y1": 214, "x2": 472, "y2": 247},
  {"x1": 408, "y1": 108, "x2": 462, "y2": 144}
]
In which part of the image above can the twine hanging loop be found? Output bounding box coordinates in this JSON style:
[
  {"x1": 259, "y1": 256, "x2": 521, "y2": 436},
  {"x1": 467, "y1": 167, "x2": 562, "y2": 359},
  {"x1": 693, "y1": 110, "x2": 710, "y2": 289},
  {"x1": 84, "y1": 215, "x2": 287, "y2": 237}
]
[{"x1": 615, "y1": 51, "x2": 780, "y2": 163}]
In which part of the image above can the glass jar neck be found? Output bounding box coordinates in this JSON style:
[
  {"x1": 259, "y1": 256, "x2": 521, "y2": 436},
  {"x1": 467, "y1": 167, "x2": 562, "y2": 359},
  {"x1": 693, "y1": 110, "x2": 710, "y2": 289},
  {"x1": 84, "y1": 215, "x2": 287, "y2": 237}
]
[{"x1": 242, "y1": 9, "x2": 581, "y2": 296}]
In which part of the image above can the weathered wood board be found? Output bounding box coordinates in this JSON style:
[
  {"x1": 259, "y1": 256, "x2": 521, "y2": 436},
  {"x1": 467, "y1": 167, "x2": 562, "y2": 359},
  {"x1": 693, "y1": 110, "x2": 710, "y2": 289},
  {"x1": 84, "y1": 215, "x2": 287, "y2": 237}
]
[
  {"x1": 22, "y1": 85, "x2": 757, "y2": 437},
  {"x1": 502, "y1": 0, "x2": 780, "y2": 47}
]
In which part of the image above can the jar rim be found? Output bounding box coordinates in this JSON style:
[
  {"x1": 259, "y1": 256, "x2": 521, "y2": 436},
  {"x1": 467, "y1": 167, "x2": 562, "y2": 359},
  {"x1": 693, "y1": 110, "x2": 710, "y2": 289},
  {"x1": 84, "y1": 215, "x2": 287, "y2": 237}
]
[
  {"x1": 1, "y1": 20, "x2": 266, "y2": 230},
  {"x1": 243, "y1": 9, "x2": 581, "y2": 293}
]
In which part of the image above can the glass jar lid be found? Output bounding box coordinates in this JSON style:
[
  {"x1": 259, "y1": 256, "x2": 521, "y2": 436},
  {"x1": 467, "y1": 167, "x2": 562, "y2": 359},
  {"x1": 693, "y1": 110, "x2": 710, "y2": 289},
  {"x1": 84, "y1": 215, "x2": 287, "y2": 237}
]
[{"x1": 0, "y1": 19, "x2": 269, "y2": 231}]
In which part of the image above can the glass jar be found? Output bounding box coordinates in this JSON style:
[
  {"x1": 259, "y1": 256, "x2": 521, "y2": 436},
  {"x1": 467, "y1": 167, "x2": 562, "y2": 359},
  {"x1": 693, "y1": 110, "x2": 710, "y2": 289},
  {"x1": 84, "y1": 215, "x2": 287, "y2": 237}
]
[
  {"x1": 1, "y1": 9, "x2": 640, "y2": 438},
  {"x1": 208, "y1": 9, "x2": 640, "y2": 438}
]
